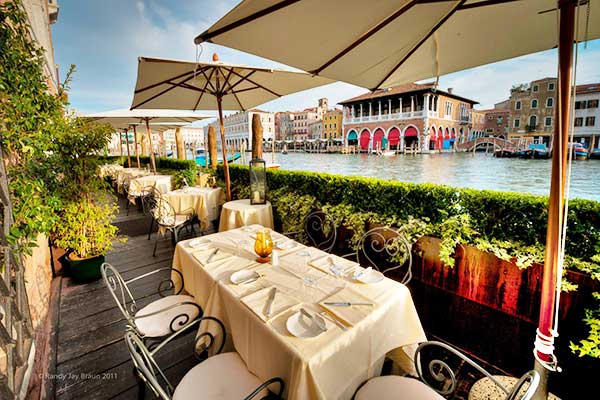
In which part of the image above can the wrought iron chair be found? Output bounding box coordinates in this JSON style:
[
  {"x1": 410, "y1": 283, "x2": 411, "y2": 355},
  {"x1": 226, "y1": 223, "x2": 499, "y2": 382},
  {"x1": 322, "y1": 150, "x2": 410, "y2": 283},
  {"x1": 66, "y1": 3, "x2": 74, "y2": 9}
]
[
  {"x1": 141, "y1": 186, "x2": 161, "y2": 240},
  {"x1": 101, "y1": 263, "x2": 201, "y2": 340},
  {"x1": 284, "y1": 211, "x2": 337, "y2": 253},
  {"x1": 151, "y1": 196, "x2": 197, "y2": 257},
  {"x1": 354, "y1": 341, "x2": 540, "y2": 400},
  {"x1": 343, "y1": 226, "x2": 413, "y2": 284},
  {"x1": 125, "y1": 316, "x2": 285, "y2": 400}
]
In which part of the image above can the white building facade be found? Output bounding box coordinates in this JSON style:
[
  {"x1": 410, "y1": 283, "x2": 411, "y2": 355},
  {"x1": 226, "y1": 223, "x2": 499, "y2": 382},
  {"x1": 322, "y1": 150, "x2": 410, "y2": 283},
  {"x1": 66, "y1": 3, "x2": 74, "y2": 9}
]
[
  {"x1": 573, "y1": 84, "x2": 600, "y2": 149},
  {"x1": 210, "y1": 110, "x2": 274, "y2": 150}
]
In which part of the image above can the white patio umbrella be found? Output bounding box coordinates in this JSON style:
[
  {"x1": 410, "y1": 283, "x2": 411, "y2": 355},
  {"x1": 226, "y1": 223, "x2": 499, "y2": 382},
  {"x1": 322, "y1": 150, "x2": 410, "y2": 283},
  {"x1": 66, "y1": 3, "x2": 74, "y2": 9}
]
[
  {"x1": 129, "y1": 55, "x2": 333, "y2": 200},
  {"x1": 86, "y1": 109, "x2": 210, "y2": 171},
  {"x1": 194, "y1": 1, "x2": 600, "y2": 398}
]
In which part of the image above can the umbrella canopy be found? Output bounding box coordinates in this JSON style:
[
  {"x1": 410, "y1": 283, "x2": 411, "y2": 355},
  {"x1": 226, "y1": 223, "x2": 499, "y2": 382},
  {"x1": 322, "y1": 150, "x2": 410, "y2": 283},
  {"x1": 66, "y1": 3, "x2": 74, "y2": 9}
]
[
  {"x1": 130, "y1": 56, "x2": 333, "y2": 200},
  {"x1": 86, "y1": 109, "x2": 210, "y2": 171},
  {"x1": 194, "y1": 0, "x2": 600, "y2": 90},
  {"x1": 130, "y1": 57, "x2": 333, "y2": 110},
  {"x1": 195, "y1": 1, "x2": 599, "y2": 398}
]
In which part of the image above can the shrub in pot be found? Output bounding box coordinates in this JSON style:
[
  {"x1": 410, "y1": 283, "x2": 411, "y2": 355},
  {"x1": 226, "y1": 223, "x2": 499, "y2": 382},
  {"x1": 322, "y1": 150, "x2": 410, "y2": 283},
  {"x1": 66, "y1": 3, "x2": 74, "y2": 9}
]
[{"x1": 54, "y1": 198, "x2": 119, "y2": 282}]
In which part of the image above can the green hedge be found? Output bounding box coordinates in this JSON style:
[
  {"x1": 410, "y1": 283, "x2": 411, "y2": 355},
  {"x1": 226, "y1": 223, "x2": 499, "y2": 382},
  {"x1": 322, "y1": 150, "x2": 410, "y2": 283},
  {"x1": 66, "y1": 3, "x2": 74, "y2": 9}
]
[
  {"x1": 99, "y1": 156, "x2": 196, "y2": 171},
  {"x1": 220, "y1": 164, "x2": 600, "y2": 262}
]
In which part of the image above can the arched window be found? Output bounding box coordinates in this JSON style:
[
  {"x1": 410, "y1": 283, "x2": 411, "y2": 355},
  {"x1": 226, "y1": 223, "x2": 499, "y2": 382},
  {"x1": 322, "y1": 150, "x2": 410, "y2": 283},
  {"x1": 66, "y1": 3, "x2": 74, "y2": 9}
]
[
  {"x1": 515, "y1": 101, "x2": 522, "y2": 110},
  {"x1": 529, "y1": 115, "x2": 537, "y2": 127},
  {"x1": 531, "y1": 99, "x2": 538, "y2": 108},
  {"x1": 546, "y1": 97, "x2": 554, "y2": 107}
]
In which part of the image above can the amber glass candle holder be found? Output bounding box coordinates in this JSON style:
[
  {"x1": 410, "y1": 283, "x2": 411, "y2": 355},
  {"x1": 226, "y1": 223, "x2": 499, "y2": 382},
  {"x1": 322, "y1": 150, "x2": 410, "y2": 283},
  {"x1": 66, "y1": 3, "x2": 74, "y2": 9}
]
[{"x1": 254, "y1": 229, "x2": 273, "y2": 263}]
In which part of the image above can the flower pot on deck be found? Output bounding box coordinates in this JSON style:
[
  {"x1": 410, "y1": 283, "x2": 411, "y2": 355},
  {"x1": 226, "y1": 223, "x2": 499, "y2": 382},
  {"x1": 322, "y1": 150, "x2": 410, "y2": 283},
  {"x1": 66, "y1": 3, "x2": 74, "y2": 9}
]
[{"x1": 59, "y1": 252, "x2": 105, "y2": 283}]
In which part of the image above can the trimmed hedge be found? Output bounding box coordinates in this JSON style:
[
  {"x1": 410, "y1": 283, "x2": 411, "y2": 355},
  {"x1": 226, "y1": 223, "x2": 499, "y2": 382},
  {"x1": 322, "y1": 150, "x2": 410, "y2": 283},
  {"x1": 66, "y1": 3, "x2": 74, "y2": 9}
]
[
  {"x1": 220, "y1": 164, "x2": 600, "y2": 261},
  {"x1": 99, "y1": 156, "x2": 196, "y2": 171}
]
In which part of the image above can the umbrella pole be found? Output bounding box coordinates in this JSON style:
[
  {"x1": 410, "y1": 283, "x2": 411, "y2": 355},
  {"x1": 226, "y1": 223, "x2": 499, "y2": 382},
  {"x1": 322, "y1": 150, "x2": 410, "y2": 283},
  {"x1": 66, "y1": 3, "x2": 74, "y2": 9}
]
[
  {"x1": 125, "y1": 128, "x2": 132, "y2": 167},
  {"x1": 217, "y1": 95, "x2": 231, "y2": 201},
  {"x1": 133, "y1": 125, "x2": 140, "y2": 168},
  {"x1": 145, "y1": 118, "x2": 157, "y2": 173},
  {"x1": 533, "y1": 1, "x2": 576, "y2": 398},
  {"x1": 119, "y1": 132, "x2": 124, "y2": 158}
]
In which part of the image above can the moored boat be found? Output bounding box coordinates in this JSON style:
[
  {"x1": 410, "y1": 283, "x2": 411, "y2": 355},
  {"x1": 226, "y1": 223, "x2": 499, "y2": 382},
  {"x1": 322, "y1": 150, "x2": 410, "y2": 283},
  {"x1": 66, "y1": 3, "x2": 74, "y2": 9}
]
[
  {"x1": 529, "y1": 144, "x2": 551, "y2": 159},
  {"x1": 195, "y1": 152, "x2": 241, "y2": 166},
  {"x1": 569, "y1": 143, "x2": 589, "y2": 160},
  {"x1": 494, "y1": 149, "x2": 516, "y2": 158},
  {"x1": 589, "y1": 148, "x2": 600, "y2": 159}
]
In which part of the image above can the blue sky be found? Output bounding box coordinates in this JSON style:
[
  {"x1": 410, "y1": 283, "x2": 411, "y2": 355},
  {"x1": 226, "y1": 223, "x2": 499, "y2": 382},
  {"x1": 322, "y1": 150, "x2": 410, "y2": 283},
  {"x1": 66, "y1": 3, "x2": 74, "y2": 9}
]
[{"x1": 53, "y1": 0, "x2": 600, "y2": 126}]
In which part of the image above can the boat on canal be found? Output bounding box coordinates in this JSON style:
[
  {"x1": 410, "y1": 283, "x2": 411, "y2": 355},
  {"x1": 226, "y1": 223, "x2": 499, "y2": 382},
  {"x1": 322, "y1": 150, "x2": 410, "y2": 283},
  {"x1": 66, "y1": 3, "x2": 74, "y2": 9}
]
[
  {"x1": 530, "y1": 144, "x2": 551, "y2": 159},
  {"x1": 195, "y1": 152, "x2": 241, "y2": 166},
  {"x1": 570, "y1": 143, "x2": 589, "y2": 160},
  {"x1": 589, "y1": 148, "x2": 600, "y2": 160}
]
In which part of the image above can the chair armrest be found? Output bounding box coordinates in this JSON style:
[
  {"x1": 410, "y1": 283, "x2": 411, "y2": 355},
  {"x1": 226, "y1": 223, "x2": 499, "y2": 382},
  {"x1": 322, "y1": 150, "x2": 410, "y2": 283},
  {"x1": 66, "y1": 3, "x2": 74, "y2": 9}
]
[
  {"x1": 133, "y1": 300, "x2": 203, "y2": 333},
  {"x1": 149, "y1": 316, "x2": 226, "y2": 359},
  {"x1": 176, "y1": 207, "x2": 195, "y2": 218},
  {"x1": 506, "y1": 370, "x2": 539, "y2": 400},
  {"x1": 243, "y1": 377, "x2": 285, "y2": 400},
  {"x1": 125, "y1": 267, "x2": 185, "y2": 296}
]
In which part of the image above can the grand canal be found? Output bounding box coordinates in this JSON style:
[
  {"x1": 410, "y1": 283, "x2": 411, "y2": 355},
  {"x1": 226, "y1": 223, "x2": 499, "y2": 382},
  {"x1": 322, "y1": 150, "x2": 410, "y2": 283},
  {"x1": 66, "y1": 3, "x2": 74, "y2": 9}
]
[{"x1": 244, "y1": 152, "x2": 600, "y2": 202}]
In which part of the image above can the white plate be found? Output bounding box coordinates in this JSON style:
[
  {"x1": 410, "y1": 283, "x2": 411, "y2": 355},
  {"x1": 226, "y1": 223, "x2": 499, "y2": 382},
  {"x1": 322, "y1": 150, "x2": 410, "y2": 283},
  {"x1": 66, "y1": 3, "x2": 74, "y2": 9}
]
[
  {"x1": 188, "y1": 238, "x2": 211, "y2": 248},
  {"x1": 230, "y1": 269, "x2": 260, "y2": 285},
  {"x1": 353, "y1": 268, "x2": 384, "y2": 284},
  {"x1": 286, "y1": 311, "x2": 326, "y2": 338}
]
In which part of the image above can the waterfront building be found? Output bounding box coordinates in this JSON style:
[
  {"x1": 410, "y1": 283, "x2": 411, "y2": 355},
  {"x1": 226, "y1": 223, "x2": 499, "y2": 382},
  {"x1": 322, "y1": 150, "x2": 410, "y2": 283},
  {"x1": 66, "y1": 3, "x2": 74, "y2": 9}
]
[
  {"x1": 471, "y1": 100, "x2": 510, "y2": 140},
  {"x1": 209, "y1": 109, "x2": 274, "y2": 150},
  {"x1": 471, "y1": 110, "x2": 486, "y2": 140},
  {"x1": 340, "y1": 83, "x2": 477, "y2": 153},
  {"x1": 163, "y1": 126, "x2": 205, "y2": 152},
  {"x1": 323, "y1": 108, "x2": 343, "y2": 142},
  {"x1": 573, "y1": 83, "x2": 600, "y2": 149},
  {"x1": 279, "y1": 112, "x2": 295, "y2": 140},
  {"x1": 508, "y1": 77, "x2": 556, "y2": 146},
  {"x1": 309, "y1": 119, "x2": 322, "y2": 140}
]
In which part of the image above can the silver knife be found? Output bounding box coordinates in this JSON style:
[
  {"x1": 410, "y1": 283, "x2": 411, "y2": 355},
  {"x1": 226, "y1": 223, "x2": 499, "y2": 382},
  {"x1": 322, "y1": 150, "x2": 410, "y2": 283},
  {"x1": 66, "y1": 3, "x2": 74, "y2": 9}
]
[
  {"x1": 206, "y1": 248, "x2": 219, "y2": 263},
  {"x1": 300, "y1": 308, "x2": 327, "y2": 332},
  {"x1": 319, "y1": 311, "x2": 348, "y2": 331},
  {"x1": 264, "y1": 287, "x2": 277, "y2": 318},
  {"x1": 323, "y1": 302, "x2": 373, "y2": 306}
]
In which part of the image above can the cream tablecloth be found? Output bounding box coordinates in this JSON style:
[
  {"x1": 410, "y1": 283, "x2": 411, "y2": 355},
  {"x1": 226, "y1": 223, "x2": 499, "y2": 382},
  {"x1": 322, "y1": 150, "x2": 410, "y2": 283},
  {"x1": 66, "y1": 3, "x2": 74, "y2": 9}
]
[
  {"x1": 172, "y1": 227, "x2": 426, "y2": 400},
  {"x1": 129, "y1": 174, "x2": 173, "y2": 197},
  {"x1": 99, "y1": 164, "x2": 123, "y2": 178},
  {"x1": 115, "y1": 168, "x2": 151, "y2": 193},
  {"x1": 218, "y1": 199, "x2": 274, "y2": 232},
  {"x1": 162, "y1": 187, "x2": 225, "y2": 229}
]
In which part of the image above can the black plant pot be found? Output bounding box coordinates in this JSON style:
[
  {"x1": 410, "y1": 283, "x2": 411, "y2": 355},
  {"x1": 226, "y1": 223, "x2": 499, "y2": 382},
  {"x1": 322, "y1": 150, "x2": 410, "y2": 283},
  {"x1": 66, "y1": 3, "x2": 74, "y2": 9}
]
[{"x1": 59, "y1": 251, "x2": 105, "y2": 283}]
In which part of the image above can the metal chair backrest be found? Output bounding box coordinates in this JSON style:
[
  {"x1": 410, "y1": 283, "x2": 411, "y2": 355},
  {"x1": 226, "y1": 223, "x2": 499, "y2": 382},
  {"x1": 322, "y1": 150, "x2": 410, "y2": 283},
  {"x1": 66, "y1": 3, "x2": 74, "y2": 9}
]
[
  {"x1": 413, "y1": 341, "x2": 540, "y2": 400},
  {"x1": 303, "y1": 211, "x2": 337, "y2": 253},
  {"x1": 101, "y1": 263, "x2": 138, "y2": 325},
  {"x1": 152, "y1": 196, "x2": 177, "y2": 228},
  {"x1": 348, "y1": 226, "x2": 412, "y2": 284},
  {"x1": 141, "y1": 185, "x2": 161, "y2": 215},
  {"x1": 125, "y1": 316, "x2": 227, "y2": 400}
]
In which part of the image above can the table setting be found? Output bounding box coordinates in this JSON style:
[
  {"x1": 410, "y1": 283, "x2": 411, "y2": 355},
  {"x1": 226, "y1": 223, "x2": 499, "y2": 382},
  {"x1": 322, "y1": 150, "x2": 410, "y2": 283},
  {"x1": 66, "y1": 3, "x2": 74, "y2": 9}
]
[{"x1": 172, "y1": 224, "x2": 426, "y2": 400}]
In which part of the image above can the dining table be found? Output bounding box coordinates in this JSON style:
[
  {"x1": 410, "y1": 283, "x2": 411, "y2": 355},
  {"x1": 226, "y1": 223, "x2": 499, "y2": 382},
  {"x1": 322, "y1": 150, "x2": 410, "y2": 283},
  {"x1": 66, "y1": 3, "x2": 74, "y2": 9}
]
[
  {"x1": 172, "y1": 225, "x2": 426, "y2": 400},
  {"x1": 128, "y1": 174, "x2": 173, "y2": 197},
  {"x1": 162, "y1": 186, "x2": 225, "y2": 230},
  {"x1": 218, "y1": 199, "x2": 274, "y2": 232},
  {"x1": 115, "y1": 167, "x2": 152, "y2": 194}
]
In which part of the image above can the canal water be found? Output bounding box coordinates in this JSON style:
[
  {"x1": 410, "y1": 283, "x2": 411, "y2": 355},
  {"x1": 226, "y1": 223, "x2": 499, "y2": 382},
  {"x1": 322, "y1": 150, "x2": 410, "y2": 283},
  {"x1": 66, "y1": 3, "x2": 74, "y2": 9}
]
[{"x1": 235, "y1": 152, "x2": 600, "y2": 202}]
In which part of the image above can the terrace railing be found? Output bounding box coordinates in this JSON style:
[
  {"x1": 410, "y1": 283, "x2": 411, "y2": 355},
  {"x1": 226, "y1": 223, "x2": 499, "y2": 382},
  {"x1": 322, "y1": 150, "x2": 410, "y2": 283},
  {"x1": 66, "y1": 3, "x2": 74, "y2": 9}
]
[{"x1": 0, "y1": 145, "x2": 34, "y2": 400}]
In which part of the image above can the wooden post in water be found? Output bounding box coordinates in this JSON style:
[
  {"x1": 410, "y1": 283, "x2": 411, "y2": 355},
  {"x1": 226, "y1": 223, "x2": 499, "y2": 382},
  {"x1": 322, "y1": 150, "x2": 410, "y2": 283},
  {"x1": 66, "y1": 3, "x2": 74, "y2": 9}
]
[
  {"x1": 133, "y1": 125, "x2": 140, "y2": 168},
  {"x1": 125, "y1": 128, "x2": 132, "y2": 167},
  {"x1": 208, "y1": 125, "x2": 218, "y2": 170},
  {"x1": 251, "y1": 114, "x2": 263, "y2": 159},
  {"x1": 119, "y1": 132, "x2": 124, "y2": 158},
  {"x1": 144, "y1": 118, "x2": 157, "y2": 173},
  {"x1": 175, "y1": 127, "x2": 186, "y2": 160}
]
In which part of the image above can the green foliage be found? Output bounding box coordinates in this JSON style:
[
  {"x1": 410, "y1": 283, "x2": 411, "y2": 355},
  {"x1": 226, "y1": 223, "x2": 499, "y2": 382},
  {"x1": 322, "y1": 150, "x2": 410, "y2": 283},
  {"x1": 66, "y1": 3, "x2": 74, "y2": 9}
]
[
  {"x1": 270, "y1": 188, "x2": 320, "y2": 236},
  {"x1": 53, "y1": 198, "x2": 119, "y2": 259},
  {"x1": 571, "y1": 292, "x2": 600, "y2": 358}
]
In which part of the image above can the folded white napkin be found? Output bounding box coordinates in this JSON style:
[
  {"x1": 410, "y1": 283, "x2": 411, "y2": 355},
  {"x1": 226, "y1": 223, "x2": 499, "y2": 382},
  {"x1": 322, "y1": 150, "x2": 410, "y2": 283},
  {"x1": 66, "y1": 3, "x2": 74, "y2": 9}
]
[{"x1": 319, "y1": 287, "x2": 375, "y2": 327}]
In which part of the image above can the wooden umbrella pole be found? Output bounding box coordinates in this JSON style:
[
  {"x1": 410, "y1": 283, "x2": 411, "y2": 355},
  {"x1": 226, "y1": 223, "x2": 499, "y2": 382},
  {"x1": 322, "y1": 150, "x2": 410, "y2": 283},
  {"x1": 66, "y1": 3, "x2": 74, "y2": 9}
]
[
  {"x1": 217, "y1": 96, "x2": 231, "y2": 201},
  {"x1": 133, "y1": 125, "x2": 140, "y2": 168},
  {"x1": 145, "y1": 118, "x2": 157, "y2": 173},
  {"x1": 533, "y1": 1, "x2": 576, "y2": 398},
  {"x1": 119, "y1": 132, "x2": 124, "y2": 158},
  {"x1": 125, "y1": 128, "x2": 132, "y2": 167}
]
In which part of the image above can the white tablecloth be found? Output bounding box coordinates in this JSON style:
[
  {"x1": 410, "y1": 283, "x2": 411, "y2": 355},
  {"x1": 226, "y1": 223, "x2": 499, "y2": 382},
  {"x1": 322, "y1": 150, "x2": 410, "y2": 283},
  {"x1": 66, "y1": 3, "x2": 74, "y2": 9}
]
[
  {"x1": 115, "y1": 168, "x2": 151, "y2": 193},
  {"x1": 128, "y1": 174, "x2": 173, "y2": 197},
  {"x1": 172, "y1": 227, "x2": 426, "y2": 400},
  {"x1": 162, "y1": 187, "x2": 225, "y2": 229},
  {"x1": 218, "y1": 199, "x2": 274, "y2": 232}
]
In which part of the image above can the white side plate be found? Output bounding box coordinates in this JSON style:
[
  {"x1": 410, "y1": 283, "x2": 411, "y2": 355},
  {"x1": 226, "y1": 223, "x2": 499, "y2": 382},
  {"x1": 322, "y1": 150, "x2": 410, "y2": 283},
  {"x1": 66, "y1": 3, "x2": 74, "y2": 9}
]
[
  {"x1": 230, "y1": 269, "x2": 259, "y2": 285},
  {"x1": 354, "y1": 268, "x2": 384, "y2": 284},
  {"x1": 286, "y1": 311, "x2": 325, "y2": 338}
]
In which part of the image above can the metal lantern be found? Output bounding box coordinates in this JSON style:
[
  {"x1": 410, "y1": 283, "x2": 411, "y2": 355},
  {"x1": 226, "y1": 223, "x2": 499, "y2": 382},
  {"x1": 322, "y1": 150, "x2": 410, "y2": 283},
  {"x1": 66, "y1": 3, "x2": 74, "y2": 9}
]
[{"x1": 249, "y1": 158, "x2": 267, "y2": 205}]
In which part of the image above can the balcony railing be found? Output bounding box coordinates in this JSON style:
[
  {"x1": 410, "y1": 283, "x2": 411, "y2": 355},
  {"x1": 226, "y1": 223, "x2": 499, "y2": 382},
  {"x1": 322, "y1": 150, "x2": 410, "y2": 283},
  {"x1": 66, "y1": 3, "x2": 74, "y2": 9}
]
[{"x1": 345, "y1": 110, "x2": 426, "y2": 124}]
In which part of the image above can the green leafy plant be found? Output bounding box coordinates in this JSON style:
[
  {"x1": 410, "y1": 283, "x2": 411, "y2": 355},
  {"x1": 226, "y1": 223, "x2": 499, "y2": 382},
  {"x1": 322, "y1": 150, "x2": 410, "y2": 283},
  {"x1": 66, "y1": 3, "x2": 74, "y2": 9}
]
[
  {"x1": 571, "y1": 292, "x2": 600, "y2": 358},
  {"x1": 53, "y1": 198, "x2": 119, "y2": 259}
]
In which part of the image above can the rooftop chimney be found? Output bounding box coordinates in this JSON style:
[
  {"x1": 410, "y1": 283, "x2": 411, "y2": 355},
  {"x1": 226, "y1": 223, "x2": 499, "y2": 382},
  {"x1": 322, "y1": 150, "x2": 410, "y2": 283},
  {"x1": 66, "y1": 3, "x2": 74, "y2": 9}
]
[{"x1": 447, "y1": 88, "x2": 454, "y2": 94}]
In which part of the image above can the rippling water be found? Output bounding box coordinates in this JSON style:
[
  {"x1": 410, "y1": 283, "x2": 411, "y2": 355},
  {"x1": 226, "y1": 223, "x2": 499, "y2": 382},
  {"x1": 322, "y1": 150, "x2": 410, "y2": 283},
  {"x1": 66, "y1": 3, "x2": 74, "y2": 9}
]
[{"x1": 244, "y1": 152, "x2": 600, "y2": 202}]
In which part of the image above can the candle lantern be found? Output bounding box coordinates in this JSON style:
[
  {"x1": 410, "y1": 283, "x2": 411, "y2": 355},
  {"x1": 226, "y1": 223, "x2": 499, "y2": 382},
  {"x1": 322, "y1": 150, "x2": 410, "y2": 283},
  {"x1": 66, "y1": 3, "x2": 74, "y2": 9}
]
[{"x1": 249, "y1": 158, "x2": 267, "y2": 205}]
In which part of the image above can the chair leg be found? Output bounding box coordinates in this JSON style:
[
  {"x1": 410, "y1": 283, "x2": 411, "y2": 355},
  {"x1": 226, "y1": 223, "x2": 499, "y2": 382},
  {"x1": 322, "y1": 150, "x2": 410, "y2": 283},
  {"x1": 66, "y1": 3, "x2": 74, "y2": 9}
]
[
  {"x1": 153, "y1": 235, "x2": 159, "y2": 257},
  {"x1": 147, "y1": 219, "x2": 154, "y2": 240},
  {"x1": 190, "y1": 221, "x2": 196, "y2": 237},
  {"x1": 137, "y1": 376, "x2": 146, "y2": 400},
  {"x1": 173, "y1": 228, "x2": 179, "y2": 244}
]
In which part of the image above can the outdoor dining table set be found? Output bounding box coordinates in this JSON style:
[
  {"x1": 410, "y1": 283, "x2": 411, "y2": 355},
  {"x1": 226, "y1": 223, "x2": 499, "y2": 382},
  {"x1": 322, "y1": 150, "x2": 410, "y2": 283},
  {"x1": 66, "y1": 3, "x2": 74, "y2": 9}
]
[{"x1": 171, "y1": 224, "x2": 427, "y2": 400}]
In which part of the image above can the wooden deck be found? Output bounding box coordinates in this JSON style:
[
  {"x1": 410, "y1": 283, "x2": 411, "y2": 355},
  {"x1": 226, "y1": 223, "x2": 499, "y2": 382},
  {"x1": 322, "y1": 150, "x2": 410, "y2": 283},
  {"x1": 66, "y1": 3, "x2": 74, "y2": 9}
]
[{"x1": 50, "y1": 198, "x2": 200, "y2": 400}]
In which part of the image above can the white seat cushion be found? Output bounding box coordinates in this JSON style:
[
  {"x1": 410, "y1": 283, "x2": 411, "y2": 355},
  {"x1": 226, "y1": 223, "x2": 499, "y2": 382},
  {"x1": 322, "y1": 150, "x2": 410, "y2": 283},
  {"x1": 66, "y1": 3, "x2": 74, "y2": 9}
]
[
  {"x1": 355, "y1": 376, "x2": 445, "y2": 400},
  {"x1": 134, "y1": 295, "x2": 200, "y2": 337},
  {"x1": 173, "y1": 352, "x2": 270, "y2": 400},
  {"x1": 161, "y1": 214, "x2": 190, "y2": 228}
]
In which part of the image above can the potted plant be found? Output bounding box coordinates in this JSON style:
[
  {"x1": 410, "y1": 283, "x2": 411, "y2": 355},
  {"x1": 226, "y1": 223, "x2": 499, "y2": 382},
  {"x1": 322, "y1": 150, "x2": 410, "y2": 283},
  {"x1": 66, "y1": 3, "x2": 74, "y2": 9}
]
[
  {"x1": 54, "y1": 198, "x2": 119, "y2": 281},
  {"x1": 47, "y1": 113, "x2": 120, "y2": 281}
]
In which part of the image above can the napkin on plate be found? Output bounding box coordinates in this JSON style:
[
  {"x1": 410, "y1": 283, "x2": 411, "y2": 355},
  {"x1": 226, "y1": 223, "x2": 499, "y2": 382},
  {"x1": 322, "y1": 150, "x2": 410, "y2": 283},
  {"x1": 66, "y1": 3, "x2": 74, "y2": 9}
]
[
  {"x1": 310, "y1": 254, "x2": 358, "y2": 276},
  {"x1": 319, "y1": 287, "x2": 375, "y2": 327},
  {"x1": 241, "y1": 286, "x2": 298, "y2": 322}
]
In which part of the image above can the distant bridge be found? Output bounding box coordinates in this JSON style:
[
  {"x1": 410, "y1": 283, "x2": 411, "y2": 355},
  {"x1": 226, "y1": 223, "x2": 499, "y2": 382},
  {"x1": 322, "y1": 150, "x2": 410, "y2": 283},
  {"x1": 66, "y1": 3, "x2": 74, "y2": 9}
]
[{"x1": 456, "y1": 137, "x2": 517, "y2": 152}]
